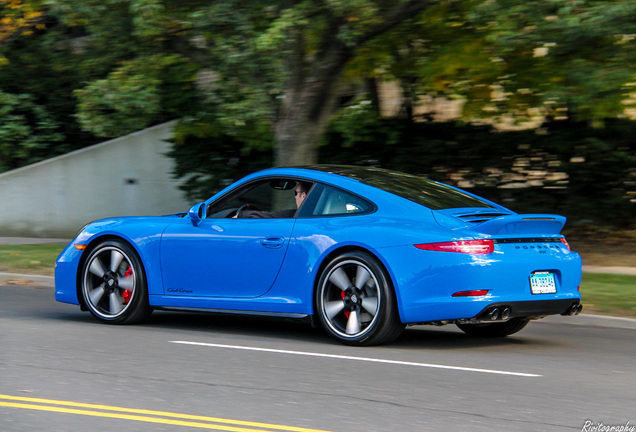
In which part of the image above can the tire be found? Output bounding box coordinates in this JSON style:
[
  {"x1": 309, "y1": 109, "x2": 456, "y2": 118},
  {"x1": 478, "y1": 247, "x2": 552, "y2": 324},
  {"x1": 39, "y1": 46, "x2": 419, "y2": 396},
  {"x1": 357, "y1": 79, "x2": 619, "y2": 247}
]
[
  {"x1": 456, "y1": 317, "x2": 530, "y2": 337},
  {"x1": 316, "y1": 251, "x2": 404, "y2": 346},
  {"x1": 81, "y1": 240, "x2": 151, "y2": 324}
]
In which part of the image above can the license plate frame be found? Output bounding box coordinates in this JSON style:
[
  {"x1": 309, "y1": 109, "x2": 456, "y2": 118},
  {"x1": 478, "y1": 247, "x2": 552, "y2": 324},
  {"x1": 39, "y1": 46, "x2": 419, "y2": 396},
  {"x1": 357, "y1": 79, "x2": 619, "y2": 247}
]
[{"x1": 530, "y1": 271, "x2": 557, "y2": 294}]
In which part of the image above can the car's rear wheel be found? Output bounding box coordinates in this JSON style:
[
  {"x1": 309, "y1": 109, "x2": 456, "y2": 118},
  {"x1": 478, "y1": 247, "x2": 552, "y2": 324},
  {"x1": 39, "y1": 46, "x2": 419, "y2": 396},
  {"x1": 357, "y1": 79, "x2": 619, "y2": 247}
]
[
  {"x1": 456, "y1": 317, "x2": 530, "y2": 337},
  {"x1": 81, "y1": 240, "x2": 151, "y2": 324},
  {"x1": 316, "y1": 251, "x2": 404, "y2": 346}
]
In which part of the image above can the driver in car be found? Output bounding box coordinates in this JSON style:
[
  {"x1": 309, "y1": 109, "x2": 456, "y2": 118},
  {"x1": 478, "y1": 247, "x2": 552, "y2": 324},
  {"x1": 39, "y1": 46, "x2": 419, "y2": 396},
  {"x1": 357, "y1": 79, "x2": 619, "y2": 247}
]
[{"x1": 236, "y1": 181, "x2": 311, "y2": 218}]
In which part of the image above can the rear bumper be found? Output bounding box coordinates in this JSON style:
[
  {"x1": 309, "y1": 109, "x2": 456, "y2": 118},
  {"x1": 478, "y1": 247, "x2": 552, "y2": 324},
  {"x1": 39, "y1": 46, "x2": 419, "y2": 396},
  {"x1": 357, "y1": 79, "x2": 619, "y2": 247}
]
[
  {"x1": 377, "y1": 242, "x2": 583, "y2": 324},
  {"x1": 490, "y1": 299, "x2": 581, "y2": 317},
  {"x1": 462, "y1": 299, "x2": 582, "y2": 325}
]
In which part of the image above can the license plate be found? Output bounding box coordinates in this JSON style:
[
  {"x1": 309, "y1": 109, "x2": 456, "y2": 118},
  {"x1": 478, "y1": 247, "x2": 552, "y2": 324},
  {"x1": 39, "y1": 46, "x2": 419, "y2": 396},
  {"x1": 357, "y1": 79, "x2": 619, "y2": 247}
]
[{"x1": 530, "y1": 271, "x2": 557, "y2": 294}]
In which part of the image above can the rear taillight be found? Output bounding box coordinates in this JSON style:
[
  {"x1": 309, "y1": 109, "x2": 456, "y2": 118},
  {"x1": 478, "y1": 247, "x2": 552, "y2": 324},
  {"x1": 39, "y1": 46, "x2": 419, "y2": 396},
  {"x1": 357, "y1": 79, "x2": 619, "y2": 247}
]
[
  {"x1": 560, "y1": 238, "x2": 572, "y2": 251},
  {"x1": 414, "y1": 239, "x2": 494, "y2": 254}
]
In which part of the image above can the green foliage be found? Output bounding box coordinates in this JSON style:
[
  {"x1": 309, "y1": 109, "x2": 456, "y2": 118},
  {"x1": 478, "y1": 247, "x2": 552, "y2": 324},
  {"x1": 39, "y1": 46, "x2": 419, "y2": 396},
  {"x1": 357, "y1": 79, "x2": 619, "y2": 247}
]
[
  {"x1": 74, "y1": 54, "x2": 196, "y2": 138},
  {"x1": 358, "y1": 0, "x2": 636, "y2": 124},
  {"x1": 0, "y1": 90, "x2": 65, "y2": 170},
  {"x1": 322, "y1": 101, "x2": 402, "y2": 148},
  {"x1": 461, "y1": 0, "x2": 636, "y2": 122},
  {"x1": 74, "y1": 59, "x2": 161, "y2": 138},
  {"x1": 0, "y1": 23, "x2": 101, "y2": 156},
  {"x1": 168, "y1": 112, "x2": 273, "y2": 201},
  {"x1": 0, "y1": 0, "x2": 202, "y2": 170}
]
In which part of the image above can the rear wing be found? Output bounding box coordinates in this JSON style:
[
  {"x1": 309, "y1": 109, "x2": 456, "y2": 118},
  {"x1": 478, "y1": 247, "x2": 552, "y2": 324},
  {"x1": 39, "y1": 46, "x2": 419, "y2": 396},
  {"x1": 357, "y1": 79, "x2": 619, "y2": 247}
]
[{"x1": 471, "y1": 214, "x2": 566, "y2": 235}]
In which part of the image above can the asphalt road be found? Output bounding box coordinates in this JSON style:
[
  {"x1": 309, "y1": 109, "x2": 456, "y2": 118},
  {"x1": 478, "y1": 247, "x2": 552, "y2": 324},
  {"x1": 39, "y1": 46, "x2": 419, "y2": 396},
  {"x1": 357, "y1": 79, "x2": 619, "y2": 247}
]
[{"x1": 1, "y1": 284, "x2": 634, "y2": 432}]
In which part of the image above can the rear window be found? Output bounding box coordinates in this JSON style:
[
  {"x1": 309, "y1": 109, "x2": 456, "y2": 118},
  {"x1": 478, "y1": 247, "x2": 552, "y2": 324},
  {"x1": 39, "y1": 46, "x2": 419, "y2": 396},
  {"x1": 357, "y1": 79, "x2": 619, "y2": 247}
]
[
  {"x1": 361, "y1": 171, "x2": 495, "y2": 210},
  {"x1": 301, "y1": 166, "x2": 496, "y2": 210}
]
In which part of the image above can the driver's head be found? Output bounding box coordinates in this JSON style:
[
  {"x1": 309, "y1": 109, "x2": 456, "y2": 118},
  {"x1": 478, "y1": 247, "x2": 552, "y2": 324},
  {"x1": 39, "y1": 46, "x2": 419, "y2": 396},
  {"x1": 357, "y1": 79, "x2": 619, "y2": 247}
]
[{"x1": 295, "y1": 182, "x2": 311, "y2": 208}]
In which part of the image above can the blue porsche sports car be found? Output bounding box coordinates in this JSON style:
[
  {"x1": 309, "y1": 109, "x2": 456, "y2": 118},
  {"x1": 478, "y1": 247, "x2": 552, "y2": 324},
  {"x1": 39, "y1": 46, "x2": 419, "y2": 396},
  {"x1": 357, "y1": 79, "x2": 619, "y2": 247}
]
[{"x1": 55, "y1": 165, "x2": 582, "y2": 345}]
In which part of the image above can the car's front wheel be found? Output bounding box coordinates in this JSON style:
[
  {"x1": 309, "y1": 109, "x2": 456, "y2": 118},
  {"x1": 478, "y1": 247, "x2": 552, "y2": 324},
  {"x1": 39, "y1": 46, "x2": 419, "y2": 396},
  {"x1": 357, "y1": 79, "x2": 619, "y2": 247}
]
[
  {"x1": 456, "y1": 318, "x2": 530, "y2": 337},
  {"x1": 316, "y1": 251, "x2": 404, "y2": 346},
  {"x1": 81, "y1": 240, "x2": 151, "y2": 324}
]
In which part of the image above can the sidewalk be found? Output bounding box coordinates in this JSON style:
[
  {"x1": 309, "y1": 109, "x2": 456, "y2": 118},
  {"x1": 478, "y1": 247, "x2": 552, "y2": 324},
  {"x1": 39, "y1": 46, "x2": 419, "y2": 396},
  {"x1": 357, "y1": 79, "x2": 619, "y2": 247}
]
[
  {"x1": 0, "y1": 272, "x2": 54, "y2": 286},
  {"x1": 582, "y1": 266, "x2": 636, "y2": 276}
]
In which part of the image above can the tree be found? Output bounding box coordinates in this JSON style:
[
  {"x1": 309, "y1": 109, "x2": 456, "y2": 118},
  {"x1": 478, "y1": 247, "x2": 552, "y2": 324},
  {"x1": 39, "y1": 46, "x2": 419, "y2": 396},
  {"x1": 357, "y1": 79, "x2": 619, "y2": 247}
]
[
  {"x1": 0, "y1": 90, "x2": 64, "y2": 170},
  {"x1": 46, "y1": 0, "x2": 437, "y2": 166},
  {"x1": 0, "y1": 0, "x2": 45, "y2": 47},
  {"x1": 436, "y1": 0, "x2": 636, "y2": 125},
  {"x1": 3, "y1": 1, "x2": 634, "y2": 225},
  {"x1": 259, "y1": 1, "x2": 433, "y2": 166},
  {"x1": 35, "y1": 0, "x2": 636, "y2": 168}
]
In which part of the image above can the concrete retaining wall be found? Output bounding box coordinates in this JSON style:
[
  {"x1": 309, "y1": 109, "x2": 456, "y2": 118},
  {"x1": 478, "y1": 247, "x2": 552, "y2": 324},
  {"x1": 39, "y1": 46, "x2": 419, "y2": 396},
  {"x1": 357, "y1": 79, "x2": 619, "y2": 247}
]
[{"x1": 0, "y1": 122, "x2": 192, "y2": 237}]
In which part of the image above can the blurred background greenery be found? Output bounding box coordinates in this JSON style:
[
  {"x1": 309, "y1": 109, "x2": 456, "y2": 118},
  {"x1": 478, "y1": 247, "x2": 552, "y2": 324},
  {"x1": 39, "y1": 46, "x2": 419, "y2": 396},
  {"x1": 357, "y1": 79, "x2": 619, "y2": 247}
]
[{"x1": 1, "y1": 0, "x2": 635, "y2": 231}]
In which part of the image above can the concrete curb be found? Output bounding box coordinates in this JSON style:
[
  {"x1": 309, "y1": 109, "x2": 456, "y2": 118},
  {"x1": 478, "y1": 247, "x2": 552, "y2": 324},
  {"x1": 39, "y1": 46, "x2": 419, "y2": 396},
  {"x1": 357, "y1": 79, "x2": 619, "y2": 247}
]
[
  {"x1": 0, "y1": 272, "x2": 55, "y2": 287},
  {"x1": 541, "y1": 314, "x2": 636, "y2": 330},
  {"x1": 0, "y1": 237, "x2": 70, "y2": 245}
]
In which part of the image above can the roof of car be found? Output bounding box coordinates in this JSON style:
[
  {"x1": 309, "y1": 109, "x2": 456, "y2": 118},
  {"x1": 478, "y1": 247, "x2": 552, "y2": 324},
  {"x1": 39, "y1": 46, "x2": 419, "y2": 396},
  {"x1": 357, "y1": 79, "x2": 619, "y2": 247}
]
[{"x1": 290, "y1": 165, "x2": 404, "y2": 180}]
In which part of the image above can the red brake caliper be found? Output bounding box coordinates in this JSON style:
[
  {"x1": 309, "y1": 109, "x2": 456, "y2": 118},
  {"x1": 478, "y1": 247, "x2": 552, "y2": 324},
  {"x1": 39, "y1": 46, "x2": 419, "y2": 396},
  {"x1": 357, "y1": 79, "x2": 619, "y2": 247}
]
[
  {"x1": 341, "y1": 291, "x2": 350, "y2": 318},
  {"x1": 122, "y1": 267, "x2": 133, "y2": 304}
]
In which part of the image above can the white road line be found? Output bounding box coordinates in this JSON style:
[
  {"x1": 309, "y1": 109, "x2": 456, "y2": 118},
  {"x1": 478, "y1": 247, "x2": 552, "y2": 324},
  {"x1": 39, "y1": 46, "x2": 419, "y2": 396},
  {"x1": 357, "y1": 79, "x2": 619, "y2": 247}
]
[{"x1": 169, "y1": 341, "x2": 541, "y2": 378}]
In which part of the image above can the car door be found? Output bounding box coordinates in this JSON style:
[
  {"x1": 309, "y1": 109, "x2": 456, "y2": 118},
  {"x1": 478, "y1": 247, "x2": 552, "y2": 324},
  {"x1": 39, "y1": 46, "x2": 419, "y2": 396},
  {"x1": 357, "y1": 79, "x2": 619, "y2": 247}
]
[
  {"x1": 160, "y1": 217, "x2": 295, "y2": 298},
  {"x1": 159, "y1": 177, "x2": 308, "y2": 298}
]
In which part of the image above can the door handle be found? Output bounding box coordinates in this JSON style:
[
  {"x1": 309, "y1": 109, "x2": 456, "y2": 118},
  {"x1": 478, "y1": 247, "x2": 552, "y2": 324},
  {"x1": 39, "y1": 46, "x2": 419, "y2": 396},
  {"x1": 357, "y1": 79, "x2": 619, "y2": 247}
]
[{"x1": 260, "y1": 237, "x2": 285, "y2": 249}]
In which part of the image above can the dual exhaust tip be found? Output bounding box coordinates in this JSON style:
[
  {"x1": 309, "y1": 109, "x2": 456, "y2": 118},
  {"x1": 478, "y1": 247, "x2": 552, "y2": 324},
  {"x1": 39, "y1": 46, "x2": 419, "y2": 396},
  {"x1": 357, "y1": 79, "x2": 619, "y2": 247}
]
[
  {"x1": 484, "y1": 306, "x2": 512, "y2": 322},
  {"x1": 563, "y1": 303, "x2": 583, "y2": 316}
]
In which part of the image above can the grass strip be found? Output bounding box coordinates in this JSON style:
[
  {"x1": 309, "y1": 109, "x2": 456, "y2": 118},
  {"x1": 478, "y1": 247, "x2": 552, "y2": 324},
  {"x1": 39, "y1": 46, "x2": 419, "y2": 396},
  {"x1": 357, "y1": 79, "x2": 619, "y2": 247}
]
[
  {"x1": 0, "y1": 244, "x2": 64, "y2": 276},
  {"x1": 580, "y1": 273, "x2": 636, "y2": 318}
]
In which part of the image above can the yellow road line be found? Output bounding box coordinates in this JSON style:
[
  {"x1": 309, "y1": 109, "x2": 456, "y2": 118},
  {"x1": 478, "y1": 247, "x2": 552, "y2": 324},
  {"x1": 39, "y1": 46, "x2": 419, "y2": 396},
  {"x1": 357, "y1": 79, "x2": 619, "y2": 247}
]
[{"x1": 0, "y1": 395, "x2": 333, "y2": 432}]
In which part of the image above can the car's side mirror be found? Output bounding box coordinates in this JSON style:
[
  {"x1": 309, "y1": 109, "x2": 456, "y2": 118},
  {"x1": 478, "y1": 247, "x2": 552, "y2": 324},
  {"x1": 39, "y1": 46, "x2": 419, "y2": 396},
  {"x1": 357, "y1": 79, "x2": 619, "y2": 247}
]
[{"x1": 188, "y1": 202, "x2": 207, "y2": 226}]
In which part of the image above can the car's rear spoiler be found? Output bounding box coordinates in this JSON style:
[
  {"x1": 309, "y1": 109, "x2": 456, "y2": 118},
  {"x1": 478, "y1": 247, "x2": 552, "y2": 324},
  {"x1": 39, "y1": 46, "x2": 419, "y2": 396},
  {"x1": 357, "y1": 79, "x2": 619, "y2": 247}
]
[{"x1": 470, "y1": 214, "x2": 566, "y2": 235}]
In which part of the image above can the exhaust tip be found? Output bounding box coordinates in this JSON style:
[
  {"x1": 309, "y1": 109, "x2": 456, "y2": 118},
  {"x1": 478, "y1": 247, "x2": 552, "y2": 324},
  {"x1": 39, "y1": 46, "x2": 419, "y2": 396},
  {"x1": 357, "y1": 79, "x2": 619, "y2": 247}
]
[
  {"x1": 564, "y1": 303, "x2": 582, "y2": 316},
  {"x1": 501, "y1": 307, "x2": 511, "y2": 320},
  {"x1": 488, "y1": 307, "x2": 500, "y2": 321}
]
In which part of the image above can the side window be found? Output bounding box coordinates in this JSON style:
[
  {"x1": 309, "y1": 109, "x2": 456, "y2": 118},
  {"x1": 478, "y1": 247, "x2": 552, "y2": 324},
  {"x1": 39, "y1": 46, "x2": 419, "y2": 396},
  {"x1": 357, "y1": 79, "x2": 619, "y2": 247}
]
[
  {"x1": 206, "y1": 179, "x2": 312, "y2": 218},
  {"x1": 303, "y1": 184, "x2": 373, "y2": 217}
]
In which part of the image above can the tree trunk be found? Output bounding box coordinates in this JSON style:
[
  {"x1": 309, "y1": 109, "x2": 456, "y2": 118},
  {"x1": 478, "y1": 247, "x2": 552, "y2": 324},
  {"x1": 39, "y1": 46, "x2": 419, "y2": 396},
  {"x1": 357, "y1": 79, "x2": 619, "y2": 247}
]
[
  {"x1": 273, "y1": 0, "x2": 432, "y2": 167},
  {"x1": 274, "y1": 107, "x2": 322, "y2": 166},
  {"x1": 274, "y1": 24, "x2": 350, "y2": 167},
  {"x1": 274, "y1": 78, "x2": 344, "y2": 166}
]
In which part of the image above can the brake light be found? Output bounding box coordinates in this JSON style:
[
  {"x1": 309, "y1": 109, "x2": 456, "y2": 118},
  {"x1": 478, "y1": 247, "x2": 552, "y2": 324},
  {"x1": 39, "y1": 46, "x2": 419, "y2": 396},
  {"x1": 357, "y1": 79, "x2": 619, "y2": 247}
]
[
  {"x1": 415, "y1": 239, "x2": 494, "y2": 254},
  {"x1": 560, "y1": 238, "x2": 572, "y2": 251}
]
